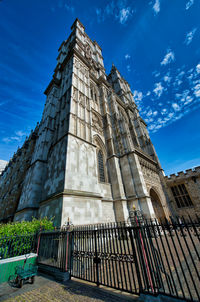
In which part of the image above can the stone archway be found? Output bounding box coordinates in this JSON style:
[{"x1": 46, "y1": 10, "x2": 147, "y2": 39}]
[{"x1": 150, "y1": 188, "x2": 166, "y2": 222}]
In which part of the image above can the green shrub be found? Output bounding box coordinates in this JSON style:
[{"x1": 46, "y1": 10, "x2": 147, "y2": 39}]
[
  {"x1": 0, "y1": 217, "x2": 54, "y2": 238},
  {"x1": 0, "y1": 217, "x2": 54, "y2": 259}
]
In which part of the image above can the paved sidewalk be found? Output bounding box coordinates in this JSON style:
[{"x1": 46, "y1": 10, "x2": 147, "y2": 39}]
[{"x1": 0, "y1": 274, "x2": 140, "y2": 302}]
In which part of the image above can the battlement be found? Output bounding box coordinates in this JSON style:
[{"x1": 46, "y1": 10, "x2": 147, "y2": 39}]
[
  {"x1": 0, "y1": 125, "x2": 39, "y2": 178},
  {"x1": 165, "y1": 166, "x2": 200, "y2": 181}
]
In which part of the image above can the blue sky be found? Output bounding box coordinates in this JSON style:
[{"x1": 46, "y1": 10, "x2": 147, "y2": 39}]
[{"x1": 0, "y1": 0, "x2": 200, "y2": 175}]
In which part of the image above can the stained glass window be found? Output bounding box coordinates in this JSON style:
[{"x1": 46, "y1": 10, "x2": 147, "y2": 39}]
[{"x1": 98, "y1": 150, "x2": 105, "y2": 182}]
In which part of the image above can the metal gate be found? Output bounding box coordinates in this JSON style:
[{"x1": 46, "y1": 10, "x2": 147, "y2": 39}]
[
  {"x1": 71, "y1": 223, "x2": 142, "y2": 294},
  {"x1": 70, "y1": 218, "x2": 200, "y2": 301}
]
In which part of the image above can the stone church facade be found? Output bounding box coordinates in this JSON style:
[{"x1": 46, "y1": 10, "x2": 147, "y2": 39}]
[{"x1": 0, "y1": 19, "x2": 171, "y2": 226}]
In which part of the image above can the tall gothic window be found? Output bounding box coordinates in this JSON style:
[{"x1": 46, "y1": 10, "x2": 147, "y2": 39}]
[
  {"x1": 90, "y1": 88, "x2": 93, "y2": 99},
  {"x1": 171, "y1": 184, "x2": 193, "y2": 208},
  {"x1": 98, "y1": 150, "x2": 105, "y2": 182}
]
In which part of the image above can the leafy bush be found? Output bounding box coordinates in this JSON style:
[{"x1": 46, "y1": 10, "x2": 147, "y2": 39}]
[
  {"x1": 0, "y1": 217, "x2": 54, "y2": 259},
  {"x1": 0, "y1": 217, "x2": 54, "y2": 238}
]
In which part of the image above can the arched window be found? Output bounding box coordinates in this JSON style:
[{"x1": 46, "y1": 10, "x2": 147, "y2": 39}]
[
  {"x1": 90, "y1": 88, "x2": 93, "y2": 99},
  {"x1": 98, "y1": 150, "x2": 105, "y2": 182}
]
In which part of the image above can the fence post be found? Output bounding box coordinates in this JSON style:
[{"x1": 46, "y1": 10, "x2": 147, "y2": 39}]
[
  {"x1": 94, "y1": 229, "x2": 100, "y2": 286},
  {"x1": 36, "y1": 230, "x2": 41, "y2": 256},
  {"x1": 65, "y1": 232, "x2": 69, "y2": 272},
  {"x1": 128, "y1": 227, "x2": 143, "y2": 293},
  {"x1": 69, "y1": 231, "x2": 74, "y2": 280}
]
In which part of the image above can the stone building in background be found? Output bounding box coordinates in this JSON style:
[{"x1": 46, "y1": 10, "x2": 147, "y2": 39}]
[
  {"x1": 0, "y1": 129, "x2": 38, "y2": 222},
  {"x1": 0, "y1": 19, "x2": 172, "y2": 226},
  {"x1": 165, "y1": 166, "x2": 200, "y2": 219}
]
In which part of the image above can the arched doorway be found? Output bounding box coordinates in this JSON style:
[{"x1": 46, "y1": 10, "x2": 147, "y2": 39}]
[{"x1": 150, "y1": 188, "x2": 166, "y2": 222}]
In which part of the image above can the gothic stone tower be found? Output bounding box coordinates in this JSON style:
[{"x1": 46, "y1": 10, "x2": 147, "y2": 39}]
[{"x1": 12, "y1": 19, "x2": 170, "y2": 226}]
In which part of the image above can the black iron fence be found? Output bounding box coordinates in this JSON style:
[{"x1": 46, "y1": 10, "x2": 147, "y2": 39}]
[
  {"x1": 70, "y1": 217, "x2": 200, "y2": 302},
  {"x1": 35, "y1": 217, "x2": 200, "y2": 301},
  {"x1": 0, "y1": 233, "x2": 37, "y2": 260},
  {"x1": 37, "y1": 230, "x2": 72, "y2": 272}
]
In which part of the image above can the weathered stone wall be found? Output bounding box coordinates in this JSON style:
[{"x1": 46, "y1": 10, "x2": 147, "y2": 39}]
[
  {"x1": 0, "y1": 128, "x2": 38, "y2": 222},
  {"x1": 39, "y1": 197, "x2": 63, "y2": 227},
  {"x1": 43, "y1": 137, "x2": 68, "y2": 198},
  {"x1": 139, "y1": 157, "x2": 171, "y2": 220},
  {"x1": 62, "y1": 196, "x2": 103, "y2": 226},
  {"x1": 165, "y1": 167, "x2": 200, "y2": 219}
]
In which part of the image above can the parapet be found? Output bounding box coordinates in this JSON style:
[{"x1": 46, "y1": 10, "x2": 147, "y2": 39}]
[
  {"x1": 0, "y1": 125, "x2": 39, "y2": 178},
  {"x1": 165, "y1": 166, "x2": 200, "y2": 181}
]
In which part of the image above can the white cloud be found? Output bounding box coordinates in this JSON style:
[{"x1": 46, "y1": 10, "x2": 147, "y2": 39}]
[
  {"x1": 176, "y1": 90, "x2": 194, "y2": 105},
  {"x1": 174, "y1": 80, "x2": 183, "y2": 87},
  {"x1": 0, "y1": 160, "x2": 8, "y2": 172},
  {"x1": 196, "y1": 63, "x2": 200, "y2": 74},
  {"x1": 188, "y1": 68, "x2": 194, "y2": 73},
  {"x1": 153, "y1": 111, "x2": 158, "y2": 116},
  {"x1": 152, "y1": 70, "x2": 160, "y2": 77},
  {"x1": 193, "y1": 84, "x2": 200, "y2": 97},
  {"x1": 146, "y1": 109, "x2": 153, "y2": 117},
  {"x1": 96, "y1": 2, "x2": 133, "y2": 24},
  {"x1": 183, "y1": 95, "x2": 193, "y2": 105},
  {"x1": 187, "y1": 72, "x2": 194, "y2": 81},
  {"x1": 105, "y1": 1, "x2": 115, "y2": 15},
  {"x1": 2, "y1": 137, "x2": 12, "y2": 143},
  {"x1": 133, "y1": 90, "x2": 143, "y2": 101},
  {"x1": 16, "y1": 130, "x2": 26, "y2": 137},
  {"x1": 119, "y1": 8, "x2": 132, "y2": 24},
  {"x1": 186, "y1": 0, "x2": 194, "y2": 10},
  {"x1": 2, "y1": 130, "x2": 27, "y2": 143},
  {"x1": 148, "y1": 111, "x2": 176, "y2": 133},
  {"x1": 51, "y1": 1, "x2": 75, "y2": 13},
  {"x1": 146, "y1": 91, "x2": 151, "y2": 96},
  {"x1": 184, "y1": 28, "x2": 197, "y2": 45},
  {"x1": 153, "y1": 0, "x2": 160, "y2": 14},
  {"x1": 174, "y1": 112, "x2": 184, "y2": 121},
  {"x1": 181, "y1": 90, "x2": 190, "y2": 98},
  {"x1": 177, "y1": 71, "x2": 185, "y2": 78},
  {"x1": 163, "y1": 75, "x2": 172, "y2": 83},
  {"x1": 161, "y1": 49, "x2": 175, "y2": 66},
  {"x1": 125, "y1": 54, "x2": 131, "y2": 59},
  {"x1": 153, "y1": 82, "x2": 164, "y2": 97},
  {"x1": 64, "y1": 3, "x2": 74, "y2": 13},
  {"x1": 172, "y1": 103, "x2": 181, "y2": 111},
  {"x1": 161, "y1": 108, "x2": 167, "y2": 115},
  {"x1": 153, "y1": 124, "x2": 162, "y2": 130},
  {"x1": 167, "y1": 112, "x2": 175, "y2": 119},
  {"x1": 127, "y1": 65, "x2": 131, "y2": 72},
  {"x1": 173, "y1": 70, "x2": 185, "y2": 87},
  {"x1": 96, "y1": 8, "x2": 104, "y2": 22}
]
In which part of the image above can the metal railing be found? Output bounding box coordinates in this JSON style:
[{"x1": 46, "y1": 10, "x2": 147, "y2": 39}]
[
  {"x1": 37, "y1": 230, "x2": 72, "y2": 272},
  {"x1": 0, "y1": 233, "x2": 37, "y2": 260},
  {"x1": 35, "y1": 216, "x2": 200, "y2": 301},
  {"x1": 70, "y1": 216, "x2": 200, "y2": 302}
]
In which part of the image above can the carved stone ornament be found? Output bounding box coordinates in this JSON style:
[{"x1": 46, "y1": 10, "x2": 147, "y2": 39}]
[
  {"x1": 79, "y1": 93, "x2": 85, "y2": 107},
  {"x1": 75, "y1": 60, "x2": 80, "y2": 69},
  {"x1": 73, "y1": 88, "x2": 78, "y2": 100},
  {"x1": 85, "y1": 44, "x2": 92, "y2": 60},
  {"x1": 92, "y1": 111, "x2": 103, "y2": 134}
]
